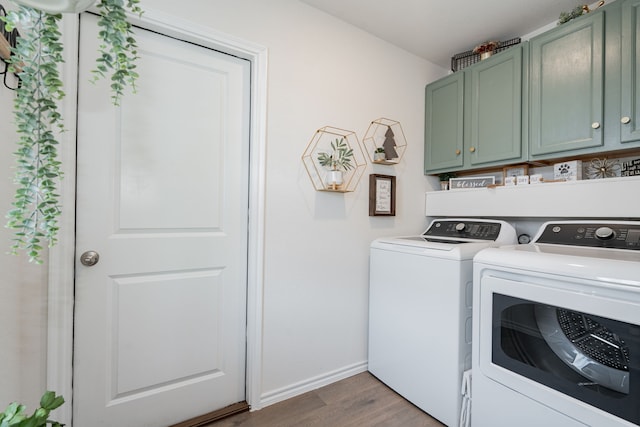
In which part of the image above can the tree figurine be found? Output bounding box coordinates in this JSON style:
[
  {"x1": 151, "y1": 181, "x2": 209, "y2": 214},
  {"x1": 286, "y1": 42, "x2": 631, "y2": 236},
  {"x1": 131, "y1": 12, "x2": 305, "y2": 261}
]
[{"x1": 382, "y1": 126, "x2": 398, "y2": 160}]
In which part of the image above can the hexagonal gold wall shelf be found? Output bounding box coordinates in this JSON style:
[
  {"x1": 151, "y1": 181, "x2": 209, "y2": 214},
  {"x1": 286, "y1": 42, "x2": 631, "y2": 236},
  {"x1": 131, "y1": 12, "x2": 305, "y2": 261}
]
[
  {"x1": 363, "y1": 118, "x2": 407, "y2": 165},
  {"x1": 302, "y1": 126, "x2": 367, "y2": 192}
]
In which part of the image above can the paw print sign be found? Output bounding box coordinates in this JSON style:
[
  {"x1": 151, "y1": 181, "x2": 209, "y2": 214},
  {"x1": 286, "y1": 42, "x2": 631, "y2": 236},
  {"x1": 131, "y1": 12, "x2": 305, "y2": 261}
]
[{"x1": 554, "y1": 161, "x2": 583, "y2": 181}]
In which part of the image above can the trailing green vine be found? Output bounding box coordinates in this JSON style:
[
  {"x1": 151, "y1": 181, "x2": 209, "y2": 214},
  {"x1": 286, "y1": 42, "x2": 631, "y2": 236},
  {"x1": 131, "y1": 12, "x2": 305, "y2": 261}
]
[
  {"x1": 2, "y1": 0, "x2": 143, "y2": 263},
  {"x1": 2, "y1": 6, "x2": 65, "y2": 264},
  {"x1": 93, "y1": 0, "x2": 143, "y2": 105}
]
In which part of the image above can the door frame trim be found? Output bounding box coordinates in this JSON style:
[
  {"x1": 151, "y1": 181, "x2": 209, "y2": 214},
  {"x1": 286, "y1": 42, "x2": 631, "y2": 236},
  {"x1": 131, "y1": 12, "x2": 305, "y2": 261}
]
[{"x1": 49, "y1": 9, "x2": 268, "y2": 425}]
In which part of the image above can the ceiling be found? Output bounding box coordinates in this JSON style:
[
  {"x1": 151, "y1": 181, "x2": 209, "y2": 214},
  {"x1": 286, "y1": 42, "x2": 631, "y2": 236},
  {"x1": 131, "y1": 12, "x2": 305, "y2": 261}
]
[{"x1": 300, "y1": 0, "x2": 588, "y2": 69}]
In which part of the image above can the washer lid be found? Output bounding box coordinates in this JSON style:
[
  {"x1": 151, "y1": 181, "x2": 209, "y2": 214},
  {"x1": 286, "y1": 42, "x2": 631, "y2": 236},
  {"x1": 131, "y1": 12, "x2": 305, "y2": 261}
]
[
  {"x1": 371, "y1": 237, "x2": 507, "y2": 260},
  {"x1": 370, "y1": 218, "x2": 517, "y2": 259}
]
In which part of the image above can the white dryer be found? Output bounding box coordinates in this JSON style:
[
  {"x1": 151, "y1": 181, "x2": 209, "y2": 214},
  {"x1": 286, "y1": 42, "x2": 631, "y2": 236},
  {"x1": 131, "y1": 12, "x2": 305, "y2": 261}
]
[
  {"x1": 472, "y1": 220, "x2": 640, "y2": 427},
  {"x1": 368, "y1": 218, "x2": 517, "y2": 427}
]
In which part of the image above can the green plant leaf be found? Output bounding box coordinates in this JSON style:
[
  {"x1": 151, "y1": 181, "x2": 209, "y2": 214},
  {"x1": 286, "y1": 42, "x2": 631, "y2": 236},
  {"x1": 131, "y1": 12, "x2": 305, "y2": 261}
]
[
  {"x1": 316, "y1": 138, "x2": 354, "y2": 172},
  {"x1": 92, "y1": 0, "x2": 143, "y2": 105},
  {"x1": 39, "y1": 392, "x2": 64, "y2": 411}
]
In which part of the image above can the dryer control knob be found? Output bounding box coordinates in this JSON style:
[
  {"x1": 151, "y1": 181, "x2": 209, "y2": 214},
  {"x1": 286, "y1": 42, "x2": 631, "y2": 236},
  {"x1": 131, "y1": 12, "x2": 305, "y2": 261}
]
[
  {"x1": 455, "y1": 223, "x2": 466, "y2": 232},
  {"x1": 518, "y1": 234, "x2": 531, "y2": 244},
  {"x1": 595, "y1": 226, "x2": 615, "y2": 240}
]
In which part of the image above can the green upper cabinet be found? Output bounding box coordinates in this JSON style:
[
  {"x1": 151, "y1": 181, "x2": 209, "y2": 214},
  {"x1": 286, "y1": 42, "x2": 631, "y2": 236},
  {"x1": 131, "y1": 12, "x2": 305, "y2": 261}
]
[
  {"x1": 424, "y1": 72, "x2": 464, "y2": 172},
  {"x1": 621, "y1": 0, "x2": 640, "y2": 144},
  {"x1": 529, "y1": 0, "x2": 640, "y2": 156},
  {"x1": 466, "y1": 46, "x2": 526, "y2": 167},
  {"x1": 424, "y1": 46, "x2": 525, "y2": 174},
  {"x1": 424, "y1": 0, "x2": 639, "y2": 176},
  {"x1": 529, "y1": 11, "x2": 604, "y2": 158}
]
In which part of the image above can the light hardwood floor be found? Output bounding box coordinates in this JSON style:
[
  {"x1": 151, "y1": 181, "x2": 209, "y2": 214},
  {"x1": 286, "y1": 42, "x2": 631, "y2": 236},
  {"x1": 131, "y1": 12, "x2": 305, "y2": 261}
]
[{"x1": 206, "y1": 372, "x2": 445, "y2": 427}]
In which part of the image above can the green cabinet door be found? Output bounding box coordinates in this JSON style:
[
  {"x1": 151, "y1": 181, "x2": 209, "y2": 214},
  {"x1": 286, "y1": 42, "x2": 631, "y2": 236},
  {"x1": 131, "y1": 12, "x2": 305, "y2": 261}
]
[
  {"x1": 529, "y1": 11, "x2": 604, "y2": 158},
  {"x1": 467, "y1": 46, "x2": 524, "y2": 167},
  {"x1": 424, "y1": 72, "x2": 464, "y2": 173},
  {"x1": 621, "y1": 0, "x2": 640, "y2": 144}
]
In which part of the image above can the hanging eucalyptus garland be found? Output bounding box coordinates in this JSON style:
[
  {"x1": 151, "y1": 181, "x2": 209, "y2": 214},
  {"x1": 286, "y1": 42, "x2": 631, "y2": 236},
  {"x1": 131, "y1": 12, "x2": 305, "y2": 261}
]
[
  {"x1": 1, "y1": 0, "x2": 142, "y2": 263},
  {"x1": 3, "y1": 6, "x2": 64, "y2": 263}
]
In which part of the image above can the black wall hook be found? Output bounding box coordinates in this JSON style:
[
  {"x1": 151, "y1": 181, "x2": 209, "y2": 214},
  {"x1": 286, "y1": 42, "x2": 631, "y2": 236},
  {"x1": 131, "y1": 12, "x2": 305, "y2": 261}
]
[{"x1": 1, "y1": 4, "x2": 21, "y2": 90}]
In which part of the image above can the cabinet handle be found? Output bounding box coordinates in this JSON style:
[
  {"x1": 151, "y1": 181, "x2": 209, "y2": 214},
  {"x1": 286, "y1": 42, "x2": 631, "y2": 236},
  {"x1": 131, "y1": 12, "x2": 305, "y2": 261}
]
[
  {"x1": 455, "y1": 149, "x2": 461, "y2": 155},
  {"x1": 621, "y1": 116, "x2": 631, "y2": 124},
  {"x1": 591, "y1": 122, "x2": 601, "y2": 129},
  {"x1": 469, "y1": 147, "x2": 476, "y2": 153}
]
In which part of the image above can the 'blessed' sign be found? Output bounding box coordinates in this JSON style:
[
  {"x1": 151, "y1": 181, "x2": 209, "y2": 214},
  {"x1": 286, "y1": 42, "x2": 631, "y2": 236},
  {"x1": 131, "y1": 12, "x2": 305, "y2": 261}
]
[{"x1": 449, "y1": 176, "x2": 496, "y2": 189}]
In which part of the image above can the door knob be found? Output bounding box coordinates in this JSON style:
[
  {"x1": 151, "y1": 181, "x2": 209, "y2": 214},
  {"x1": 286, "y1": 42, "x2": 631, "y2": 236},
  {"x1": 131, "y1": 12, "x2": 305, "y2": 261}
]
[
  {"x1": 80, "y1": 250, "x2": 100, "y2": 267},
  {"x1": 469, "y1": 147, "x2": 476, "y2": 153},
  {"x1": 591, "y1": 122, "x2": 601, "y2": 129},
  {"x1": 621, "y1": 116, "x2": 631, "y2": 124},
  {"x1": 455, "y1": 149, "x2": 461, "y2": 155}
]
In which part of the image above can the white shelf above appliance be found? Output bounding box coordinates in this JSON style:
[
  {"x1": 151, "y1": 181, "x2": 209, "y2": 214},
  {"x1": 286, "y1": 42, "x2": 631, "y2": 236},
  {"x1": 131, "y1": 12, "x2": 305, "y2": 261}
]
[{"x1": 425, "y1": 176, "x2": 640, "y2": 219}]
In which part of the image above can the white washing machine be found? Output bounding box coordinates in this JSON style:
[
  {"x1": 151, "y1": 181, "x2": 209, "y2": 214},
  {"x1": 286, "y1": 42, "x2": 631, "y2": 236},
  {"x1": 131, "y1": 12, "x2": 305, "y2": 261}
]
[
  {"x1": 472, "y1": 220, "x2": 640, "y2": 427},
  {"x1": 368, "y1": 218, "x2": 517, "y2": 427}
]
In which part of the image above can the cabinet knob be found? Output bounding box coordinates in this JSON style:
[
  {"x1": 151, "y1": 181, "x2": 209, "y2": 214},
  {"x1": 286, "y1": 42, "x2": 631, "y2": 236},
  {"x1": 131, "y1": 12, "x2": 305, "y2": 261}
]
[
  {"x1": 469, "y1": 147, "x2": 476, "y2": 153},
  {"x1": 455, "y1": 149, "x2": 461, "y2": 155},
  {"x1": 621, "y1": 116, "x2": 631, "y2": 124},
  {"x1": 591, "y1": 122, "x2": 601, "y2": 129}
]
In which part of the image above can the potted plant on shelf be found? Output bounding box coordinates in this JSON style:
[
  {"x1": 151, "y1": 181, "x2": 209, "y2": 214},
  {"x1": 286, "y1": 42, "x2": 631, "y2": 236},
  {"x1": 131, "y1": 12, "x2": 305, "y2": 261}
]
[
  {"x1": 373, "y1": 147, "x2": 386, "y2": 162},
  {"x1": 317, "y1": 137, "x2": 354, "y2": 190},
  {"x1": 438, "y1": 172, "x2": 456, "y2": 191},
  {"x1": 1, "y1": 0, "x2": 142, "y2": 263},
  {"x1": 0, "y1": 391, "x2": 64, "y2": 427}
]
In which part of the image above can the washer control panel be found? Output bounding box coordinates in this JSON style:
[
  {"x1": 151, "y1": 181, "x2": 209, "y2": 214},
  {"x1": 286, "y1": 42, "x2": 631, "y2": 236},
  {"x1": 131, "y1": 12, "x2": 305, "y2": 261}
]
[
  {"x1": 535, "y1": 222, "x2": 640, "y2": 250},
  {"x1": 423, "y1": 220, "x2": 502, "y2": 241}
]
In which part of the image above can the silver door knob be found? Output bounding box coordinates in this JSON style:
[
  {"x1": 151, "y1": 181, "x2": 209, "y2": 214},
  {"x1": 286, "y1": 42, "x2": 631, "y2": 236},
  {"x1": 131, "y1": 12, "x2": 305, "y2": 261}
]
[
  {"x1": 591, "y1": 122, "x2": 601, "y2": 129},
  {"x1": 80, "y1": 251, "x2": 100, "y2": 267},
  {"x1": 621, "y1": 116, "x2": 631, "y2": 124}
]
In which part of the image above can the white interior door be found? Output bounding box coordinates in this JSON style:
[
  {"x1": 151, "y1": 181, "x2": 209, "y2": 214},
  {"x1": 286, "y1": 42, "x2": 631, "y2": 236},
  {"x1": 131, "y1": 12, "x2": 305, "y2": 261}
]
[{"x1": 73, "y1": 13, "x2": 250, "y2": 426}]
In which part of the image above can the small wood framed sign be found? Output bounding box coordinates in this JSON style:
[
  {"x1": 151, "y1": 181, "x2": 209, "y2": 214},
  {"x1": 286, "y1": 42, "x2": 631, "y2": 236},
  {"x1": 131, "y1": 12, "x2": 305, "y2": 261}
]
[
  {"x1": 449, "y1": 176, "x2": 495, "y2": 190},
  {"x1": 503, "y1": 164, "x2": 529, "y2": 181},
  {"x1": 369, "y1": 174, "x2": 396, "y2": 216}
]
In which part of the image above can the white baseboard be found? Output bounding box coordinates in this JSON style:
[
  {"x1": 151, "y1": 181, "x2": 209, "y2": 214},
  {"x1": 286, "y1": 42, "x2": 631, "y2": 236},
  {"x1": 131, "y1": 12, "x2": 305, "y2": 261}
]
[{"x1": 254, "y1": 361, "x2": 368, "y2": 410}]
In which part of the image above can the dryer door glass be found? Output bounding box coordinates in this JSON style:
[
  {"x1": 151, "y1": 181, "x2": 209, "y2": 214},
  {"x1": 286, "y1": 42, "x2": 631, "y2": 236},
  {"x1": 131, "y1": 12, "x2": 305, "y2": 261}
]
[{"x1": 492, "y1": 293, "x2": 640, "y2": 425}]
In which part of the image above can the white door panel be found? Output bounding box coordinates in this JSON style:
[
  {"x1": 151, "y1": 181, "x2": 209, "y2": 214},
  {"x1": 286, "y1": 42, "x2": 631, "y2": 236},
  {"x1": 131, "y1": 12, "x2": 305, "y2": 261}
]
[{"x1": 74, "y1": 13, "x2": 250, "y2": 426}]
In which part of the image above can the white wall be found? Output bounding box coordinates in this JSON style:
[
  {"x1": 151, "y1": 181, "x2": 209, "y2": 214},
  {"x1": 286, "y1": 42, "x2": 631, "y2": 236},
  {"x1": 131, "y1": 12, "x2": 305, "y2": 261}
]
[{"x1": 0, "y1": 0, "x2": 447, "y2": 413}]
